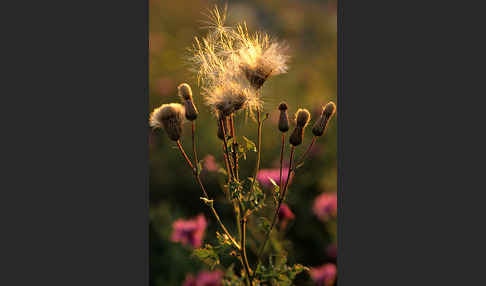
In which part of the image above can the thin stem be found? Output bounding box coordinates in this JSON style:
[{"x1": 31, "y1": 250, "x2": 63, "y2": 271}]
[
  {"x1": 253, "y1": 145, "x2": 295, "y2": 275},
  {"x1": 191, "y1": 121, "x2": 199, "y2": 173},
  {"x1": 279, "y1": 133, "x2": 285, "y2": 190},
  {"x1": 175, "y1": 140, "x2": 240, "y2": 250},
  {"x1": 241, "y1": 217, "x2": 253, "y2": 286},
  {"x1": 249, "y1": 109, "x2": 263, "y2": 196},
  {"x1": 229, "y1": 114, "x2": 239, "y2": 181},
  {"x1": 219, "y1": 116, "x2": 235, "y2": 181},
  {"x1": 294, "y1": 136, "x2": 317, "y2": 169}
]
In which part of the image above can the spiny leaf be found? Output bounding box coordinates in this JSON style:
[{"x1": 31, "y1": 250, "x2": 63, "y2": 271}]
[{"x1": 192, "y1": 244, "x2": 220, "y2": 269}]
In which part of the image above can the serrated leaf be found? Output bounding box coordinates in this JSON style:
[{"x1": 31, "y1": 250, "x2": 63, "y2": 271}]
[
  {"x1": 192, "y1": 244, "x2": 220, "y2": 269},
  {"x1": 229, "y1": 181, "x2": 242, "y2": 200},
  {"x1": 242, "y1": 136, "x2": 257, "y2": 153},
  {"x1": 258, "y1": 217, "x2": 271, "y2": 234}
]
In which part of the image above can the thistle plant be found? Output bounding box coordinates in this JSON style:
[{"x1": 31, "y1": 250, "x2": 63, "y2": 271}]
[{"x1": 150, "y1": 6, "x2": 336, "y2": 286}]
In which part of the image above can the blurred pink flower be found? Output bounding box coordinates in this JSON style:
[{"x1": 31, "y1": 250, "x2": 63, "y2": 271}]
[
  {"x1": 203, "y1": 155, "x2": 219, "y2": 172},
  {"x1": 326, "y1": 243, "x2": 337, "y2": 259},
  {"x1": 182, "y1": 274, "x2": 196, "y2": 286},
  {"x1": 278, "y1": 203, "x2": 295, "y2": 229},
  {"x1": 182, "y1": 270, "x2": 223, "y2": 286},
  {"x1": 256, "y1": 168, "x2": 291, "y2": 189},
  {"x1": 313, "y1": 193, "x2": 337, "y2": 221},
  {"x1": 171, "y1": 214, "x2": 207, "y2": 248},
  {"x1": 310, "y1": 263, "x2": 337, "y2": 286}
]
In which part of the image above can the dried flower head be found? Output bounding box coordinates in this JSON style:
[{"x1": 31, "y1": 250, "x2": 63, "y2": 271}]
[
  {"x1": 178, "y1": 83, "x2": 193, "y2": 101},
  {"x1": 235, "y1": 23, "x2": 289, "y2": 89},
  {"x1": 178, "y1": 83, "x2": 198, "y2": 121},
  {"x1": 278, "y1": 102, "x2": 289, "y2": 132},
  {"x1": 312, "y1": 101, "x2": 336, "y2": 137},
  {"x1": 204, "y1": 79, "x2": 261, "y2": 116},
  {"x1": 189, "y1": 5, "x2": 289, "y2": 116},
  {"x1": 149, "y1": 103, "x2": 185, "y2": 141}
]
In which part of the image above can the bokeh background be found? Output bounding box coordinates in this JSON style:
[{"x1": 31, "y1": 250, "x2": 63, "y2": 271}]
[{"x1": 149, "y1": 0, "x2": 337, "y2": 285}]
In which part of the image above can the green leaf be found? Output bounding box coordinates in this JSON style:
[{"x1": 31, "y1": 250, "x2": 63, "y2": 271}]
[
  {"x1": 192, "y1": 244, "x2": 220, "y2": 269},
  {"x1": 242, "y1": 136, "x2": 257, "y2": 153},
  {"x1": 197, "y1": 160, "x2": 203, "y2": 176},
  {"x1": 258, "y1": 217, "x2": 271, "y2": 234},
  {"x1": 229, "y1": 181, "x2": 242, "y2": 200}
]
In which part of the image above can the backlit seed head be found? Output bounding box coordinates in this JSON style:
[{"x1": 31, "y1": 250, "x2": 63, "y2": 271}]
[
  {"x1": 149, "y1": 103, "x2": 185, "y2": 141},
  {"x1": 312, "y1": 102, "x2": 336, "y2": 137},
  {"x1": 295, "y1": 108, "x2": 311, "y2": 128},
  {"x1": 278, "y1": 102, "x2": 289, "y2": 132},
  {"x1": 178, "y1": 83, "x2": 198, "y2": 121},
  {"x1": 178, "y1": 83, "x2": 193, "y2": 101}
]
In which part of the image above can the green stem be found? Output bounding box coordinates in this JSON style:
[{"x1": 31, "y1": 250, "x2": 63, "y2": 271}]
[
  {"x1": 176, "y1": 140, "x2": 240, "y2": 250},
  {"x1": 241, "y1": 217, "x2": 253, "y2": 286},
  {"x1": 249, "y1": 109, "x2": 263, "y2": 198},
  {"x1": 253, "y1": 145, "x2": 295, "y2": 275}
]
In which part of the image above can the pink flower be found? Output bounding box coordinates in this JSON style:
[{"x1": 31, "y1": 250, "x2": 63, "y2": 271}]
[
  {"x1": 326, "y1": 243, "x2": 337, "y2": 259},
  {"x1": 310, "y1": 263, "x2": 337, "y2": 286},
  {"x1": 203, "y1": 155, "x2": 219, "y2": 172},
  {"x1": 182, "y1": 274, "x2": 197, "y2": 286},
  {"x1": 278, "y1": 203, "x2": 295, "y2": 229},
  {"x1": 171, "y1": 214, "x2": 207, "y2": 248},
  {"x1": 256, "y1": 168, "x2": 291, "y2": 189},
  {"x1": 313, "y1": 193, "x2": 337, "y2": 221},
  {"x1": 182, "y1": 270, "x2": 223, "y2": 286}
]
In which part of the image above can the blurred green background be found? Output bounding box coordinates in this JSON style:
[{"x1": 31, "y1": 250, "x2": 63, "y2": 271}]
[{"x1": 149, "y1": 0, "x2": 337, "y2": 285}]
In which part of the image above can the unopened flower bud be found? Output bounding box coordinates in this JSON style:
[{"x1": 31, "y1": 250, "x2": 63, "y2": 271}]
[
  {"x1": 295, "y1": 108, "x2": 311, "y2": 128},
  {"x1": 278, "y1": 102, "x2": 289, "y2": 132},
  {"x1": 178, "y1": 83, "x2": 198, "y2": 121},
  {"x1": 312, "y1": 101, "x2": 336, "y2": 137},
  {"x1": 289, "y1": 108, "x2": 310, "y2": 146},
  {"x1": 149, "y1": 103, "x2": 185, "y2": 141}
]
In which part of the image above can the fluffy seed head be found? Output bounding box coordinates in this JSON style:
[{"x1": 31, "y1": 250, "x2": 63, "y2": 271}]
[
  {"x1": 295, "y1": 108, "x2": 311, "y2": 127},
  {"x1": 204, "y1": 79, "x2": 261, "y2": 116},
  {"x1": 178, "y1": 83, "x2": 193, "y2": 101},
  {"x1": 178, "y1": 83, "x2": 198, "y2": 121},
  {"x1": 149, "y1": 103, "x2": 185, "y2": 141}
]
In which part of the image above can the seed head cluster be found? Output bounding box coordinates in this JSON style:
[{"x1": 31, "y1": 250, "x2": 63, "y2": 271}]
[{"x1": 189, "y1": 6, "x2": 289, "y2": 116}]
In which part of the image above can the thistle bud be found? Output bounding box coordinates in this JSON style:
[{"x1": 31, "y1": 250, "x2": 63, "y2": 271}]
[
  {"x1": 289, "y1": 108, "x2": 311, "y2": 146},
  {"x1": 278, "y1": 102, "x2": 289, "y2": 132},
  {"x1": 295, "y1": 108, "x2": 311, "y2": 128},
  {"x1": 178, "y1": 83, "x2": 198, "y2": 121},
  {"x1": 149, "y1": 103, "x2": 185, "y2": 141},
  {"x1": 217, "y1": 113, "x2": 229, "y2": 141},
  {"x1": 312, "y1": 101, "x2": 336, "y2": 137}
]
